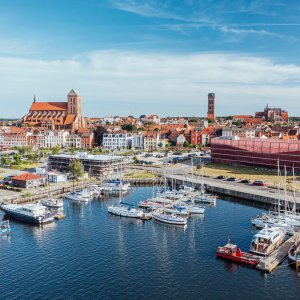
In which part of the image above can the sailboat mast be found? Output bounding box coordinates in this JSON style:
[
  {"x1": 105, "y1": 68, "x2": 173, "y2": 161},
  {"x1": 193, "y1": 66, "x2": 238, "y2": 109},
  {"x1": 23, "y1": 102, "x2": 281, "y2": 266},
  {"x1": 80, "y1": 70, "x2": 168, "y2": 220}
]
[{"x1": 277, "y1": 159, "x2": 281, "y2": 217}]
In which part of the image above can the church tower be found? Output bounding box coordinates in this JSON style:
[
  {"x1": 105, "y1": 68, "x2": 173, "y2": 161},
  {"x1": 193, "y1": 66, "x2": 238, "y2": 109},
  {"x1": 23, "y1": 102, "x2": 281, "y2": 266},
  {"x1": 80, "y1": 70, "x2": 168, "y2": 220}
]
[{"x1": 67, "y1": 89, "x2": 82, "y2": 115}]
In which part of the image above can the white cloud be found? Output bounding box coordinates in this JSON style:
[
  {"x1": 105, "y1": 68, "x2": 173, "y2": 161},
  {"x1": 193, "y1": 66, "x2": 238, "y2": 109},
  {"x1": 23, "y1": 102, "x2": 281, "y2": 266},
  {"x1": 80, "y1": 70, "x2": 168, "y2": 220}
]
[{"x1": 1, "y1": 51, "x2": 300, "y2": 117}]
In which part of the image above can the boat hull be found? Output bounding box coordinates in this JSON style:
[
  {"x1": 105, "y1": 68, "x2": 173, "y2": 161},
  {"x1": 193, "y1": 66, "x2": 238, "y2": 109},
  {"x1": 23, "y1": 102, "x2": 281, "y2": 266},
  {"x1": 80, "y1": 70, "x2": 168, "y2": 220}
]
[
  {"x1": 2, "y1": 208, "x2": 54, "y2": 224},
  {"x1": 152, "y1": 213, "x2": 187, "y2": 225},
  {"x1": 216, "y1": 251, "x2": 260, "y2": 266}
]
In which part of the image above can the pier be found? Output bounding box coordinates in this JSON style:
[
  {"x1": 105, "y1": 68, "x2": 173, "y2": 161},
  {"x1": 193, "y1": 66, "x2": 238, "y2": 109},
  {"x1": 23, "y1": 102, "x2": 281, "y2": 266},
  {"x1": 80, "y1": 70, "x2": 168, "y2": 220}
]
[
  {"x1": 256, "y1": 232, "x2": 300, "y2": 273},
  {"x1": 164, "y1": 173, "x2": 300, "y2": 209}
]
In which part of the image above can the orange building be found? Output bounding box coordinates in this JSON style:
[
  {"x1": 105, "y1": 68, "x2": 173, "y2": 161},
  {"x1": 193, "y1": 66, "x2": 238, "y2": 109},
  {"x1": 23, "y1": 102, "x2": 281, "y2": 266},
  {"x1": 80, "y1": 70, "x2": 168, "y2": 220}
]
[{"x1": 22, "y1": 89, "x2": 86, "y2": 130}]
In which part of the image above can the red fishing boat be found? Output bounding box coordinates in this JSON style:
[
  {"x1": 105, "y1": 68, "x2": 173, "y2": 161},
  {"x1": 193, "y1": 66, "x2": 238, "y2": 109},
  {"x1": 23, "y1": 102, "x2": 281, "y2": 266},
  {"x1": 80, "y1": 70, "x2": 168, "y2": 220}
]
[{"x1": 216, "y1": 240, "x2": 260, "y2": 266}]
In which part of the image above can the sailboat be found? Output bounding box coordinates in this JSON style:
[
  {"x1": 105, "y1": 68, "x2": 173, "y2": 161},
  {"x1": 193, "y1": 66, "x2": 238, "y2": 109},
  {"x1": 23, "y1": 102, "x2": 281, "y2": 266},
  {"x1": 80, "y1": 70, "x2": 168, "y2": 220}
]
[
  {"x1": 107, "y1": 158, "x2": 143, "y2": 218},
  {"x1": 41, "y1": 170, "x2": 63, "y2": 208},
  {"x1": 193, "y1": 163, "x2": 217, "y2": 205},
  {"x1": 180, "y1": 158, "x2": 205, "y2": 214},
  {"x1": 251, "y1": 162, "x2": 297, "y2": 235},
  {"x1": 152, "y1": 175, "x2": 188, "y2": 225}
]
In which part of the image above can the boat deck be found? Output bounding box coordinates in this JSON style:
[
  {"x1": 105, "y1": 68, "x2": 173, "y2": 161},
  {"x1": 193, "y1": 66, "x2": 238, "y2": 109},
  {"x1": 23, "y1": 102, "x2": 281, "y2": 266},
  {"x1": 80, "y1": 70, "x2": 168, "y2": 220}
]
[{"x1": 256, "y1": 232, "x2": 300, "y2": 273}]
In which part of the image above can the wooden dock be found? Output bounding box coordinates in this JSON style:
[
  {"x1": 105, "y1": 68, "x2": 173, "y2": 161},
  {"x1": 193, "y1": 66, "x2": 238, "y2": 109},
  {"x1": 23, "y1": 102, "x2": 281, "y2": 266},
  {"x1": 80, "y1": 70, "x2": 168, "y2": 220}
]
[{"x1": 256, "y1": 232, "x2": 300, "y2": 273}]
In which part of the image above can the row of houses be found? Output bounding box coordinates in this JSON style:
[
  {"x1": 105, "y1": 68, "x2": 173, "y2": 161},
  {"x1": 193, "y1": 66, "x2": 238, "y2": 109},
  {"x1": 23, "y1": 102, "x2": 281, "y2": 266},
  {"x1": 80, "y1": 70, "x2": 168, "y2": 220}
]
[
  {"x1": 102, "y1": 131, "x2": 160, "y2": 150},
  {"x1": 0, "y1": 127, "x2": 94, "y2": 149}
]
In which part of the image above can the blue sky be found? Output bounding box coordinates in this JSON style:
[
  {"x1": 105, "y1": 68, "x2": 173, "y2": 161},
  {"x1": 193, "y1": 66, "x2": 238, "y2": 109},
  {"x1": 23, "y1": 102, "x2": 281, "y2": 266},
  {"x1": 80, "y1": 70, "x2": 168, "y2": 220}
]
[{"x1": 1, "y1": 0, "x2": 300, "y2": 118}]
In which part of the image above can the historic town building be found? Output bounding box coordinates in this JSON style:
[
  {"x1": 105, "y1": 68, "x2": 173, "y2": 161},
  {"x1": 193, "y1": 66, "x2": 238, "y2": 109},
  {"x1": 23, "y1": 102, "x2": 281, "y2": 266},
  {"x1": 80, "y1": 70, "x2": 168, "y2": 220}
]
[{"x1": 22, "y1": 89, "x2": 86, "y2": 130}]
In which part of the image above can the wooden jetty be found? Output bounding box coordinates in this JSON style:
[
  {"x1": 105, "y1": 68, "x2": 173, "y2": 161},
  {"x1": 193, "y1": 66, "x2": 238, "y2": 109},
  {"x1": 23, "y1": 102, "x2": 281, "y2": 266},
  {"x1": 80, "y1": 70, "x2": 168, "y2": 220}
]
[{"x1": 256, "y1": 232, "x2": 300, "y2": 273}]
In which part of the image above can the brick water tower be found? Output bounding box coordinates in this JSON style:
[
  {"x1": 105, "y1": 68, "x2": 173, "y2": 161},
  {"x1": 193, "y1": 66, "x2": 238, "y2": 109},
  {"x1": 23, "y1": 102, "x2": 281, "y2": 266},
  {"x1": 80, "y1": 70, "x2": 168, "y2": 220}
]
[{"x1": 207, "y1": 93, "x2": 215, "y2": 120}]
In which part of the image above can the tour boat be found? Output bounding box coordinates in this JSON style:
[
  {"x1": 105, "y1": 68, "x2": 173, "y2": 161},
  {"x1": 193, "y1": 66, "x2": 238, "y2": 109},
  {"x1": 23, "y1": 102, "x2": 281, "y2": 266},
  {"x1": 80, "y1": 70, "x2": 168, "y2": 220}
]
[
  {"x1": 107, "y1": 202, "x2": 143, "y2": 218},
  {"x1": 1, "y1": 203, "x2": 55, "y2": 224},
  {"x1": 152, "y1": 211, "x2": 188, "y2": 225},
  {"x1": 41, "y1": 198, "x2": 64, "y2": 209},
  {"x1": 249, "y1": 226, "x2": 286, "y2": 256},
  {"x1": 0, "y1": 220, "x2": 11, "y2": 236},
  {"x1": 216, "y1": 241, "x2": 261, "y2": 266}
]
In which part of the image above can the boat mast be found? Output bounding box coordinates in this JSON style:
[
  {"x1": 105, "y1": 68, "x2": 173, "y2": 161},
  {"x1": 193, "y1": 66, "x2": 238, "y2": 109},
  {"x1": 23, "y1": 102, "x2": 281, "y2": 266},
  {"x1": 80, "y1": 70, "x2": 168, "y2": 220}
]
[
  {"x1": 277, "y1": 159, "x2": 281, "y2": 217},
  {"x1": 284, "y1": 165, "x2": 287, "y2": 216},
  {"x1": 292, "y1": 165, "x2": 296, "y2": 213},
  {"x1": 191, "y1": 157, "x2": 195, "y2": 206}
]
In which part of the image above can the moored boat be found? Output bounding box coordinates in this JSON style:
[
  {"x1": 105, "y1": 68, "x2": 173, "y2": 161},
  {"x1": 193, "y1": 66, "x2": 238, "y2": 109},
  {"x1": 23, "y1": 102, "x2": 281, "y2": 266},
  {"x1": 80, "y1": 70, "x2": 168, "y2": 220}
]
[
  {"x1": 108, "y1": 202, "x2": 143, "y2": 218},
  {"x1": 216, "y1": 241, "x2": 261, "y2": 266},
  {"x1": 1, "y1": 203, "x2": 55, "y2": 224},
  {"x1": 41, "y1": 198, "x2": 64, "y2": 208},
  {"x1": 152, "y1": 211, "x2": 187, "y2": 225},
  {"x1": 249, "y1": 226, "x2": 286, "y2": 256}
]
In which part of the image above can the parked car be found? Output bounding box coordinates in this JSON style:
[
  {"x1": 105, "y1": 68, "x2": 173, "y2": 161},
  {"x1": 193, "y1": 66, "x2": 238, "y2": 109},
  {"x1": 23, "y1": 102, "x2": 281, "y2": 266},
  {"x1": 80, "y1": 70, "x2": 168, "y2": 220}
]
[
  {"x1": 227, "y1": 177, "x2": 237, "y2": 182},
  {"x1": 253, "y1": 180, "x2": 265, "y2": 186},
  {"x1": 240, "y1": 179, "x2": 250, "y2": 184},
  {"x1": 216, "y1": 175, "x2": 226, "y2": 180}
]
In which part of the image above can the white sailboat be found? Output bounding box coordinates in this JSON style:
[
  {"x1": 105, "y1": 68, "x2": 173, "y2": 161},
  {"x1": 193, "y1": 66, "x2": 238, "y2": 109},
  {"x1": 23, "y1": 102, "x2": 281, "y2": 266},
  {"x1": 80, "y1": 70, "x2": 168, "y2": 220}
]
[
  {"x1": 107, "y1": 158, "x2": 143, "y2": 218},
  {"x1": 181, "y1": 158, "x2": 205, "y2": 214}
]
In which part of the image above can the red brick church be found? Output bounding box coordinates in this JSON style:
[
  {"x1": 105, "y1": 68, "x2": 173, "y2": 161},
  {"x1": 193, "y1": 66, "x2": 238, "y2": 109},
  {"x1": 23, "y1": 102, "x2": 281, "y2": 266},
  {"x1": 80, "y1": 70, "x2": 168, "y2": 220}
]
[{"x1": 22, "y1": 89, "x2": 86, "y2": 130}]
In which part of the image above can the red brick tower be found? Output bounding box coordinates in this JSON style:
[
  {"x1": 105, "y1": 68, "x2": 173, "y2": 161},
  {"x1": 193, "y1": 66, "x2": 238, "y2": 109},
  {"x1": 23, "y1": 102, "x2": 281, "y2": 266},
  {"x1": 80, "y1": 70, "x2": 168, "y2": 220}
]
[{"x1": 207, "y1": 93, "x2": 215, "y2": 120}]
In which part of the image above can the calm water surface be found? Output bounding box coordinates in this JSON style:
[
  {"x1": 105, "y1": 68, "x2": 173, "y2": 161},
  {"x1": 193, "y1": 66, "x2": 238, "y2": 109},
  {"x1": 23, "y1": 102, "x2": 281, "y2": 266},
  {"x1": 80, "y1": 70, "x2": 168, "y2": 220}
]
[{"x1": 1, "y1": 187, "x2": 300, "y2": 300}]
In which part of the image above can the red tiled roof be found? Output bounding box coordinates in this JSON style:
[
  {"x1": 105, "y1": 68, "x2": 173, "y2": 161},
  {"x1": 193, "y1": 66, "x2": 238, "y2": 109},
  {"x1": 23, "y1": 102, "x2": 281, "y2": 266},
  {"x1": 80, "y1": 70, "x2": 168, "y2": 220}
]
[
  {"x1": 30, "y1": 102, "x2": 67, "y2": 111},
  {"x1": 12, "y1": 172, "x2": 44, "y2": 181},
  {"x1": 64, "y1": 114, "x2": 76, "y2": 125}
]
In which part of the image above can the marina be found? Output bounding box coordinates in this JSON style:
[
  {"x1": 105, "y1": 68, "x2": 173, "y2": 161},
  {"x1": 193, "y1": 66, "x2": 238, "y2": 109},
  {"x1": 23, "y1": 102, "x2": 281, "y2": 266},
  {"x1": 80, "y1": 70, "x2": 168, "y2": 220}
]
[{"x1": 1, "y1": 187, "x2": 300, "y2": 299}]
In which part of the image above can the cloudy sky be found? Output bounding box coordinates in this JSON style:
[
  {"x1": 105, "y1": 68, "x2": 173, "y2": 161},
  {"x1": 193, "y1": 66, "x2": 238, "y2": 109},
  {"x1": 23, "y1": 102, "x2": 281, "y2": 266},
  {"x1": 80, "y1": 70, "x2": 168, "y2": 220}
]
[{"x1": 1, "y1": 0, "x2": 300, "y2": 118}]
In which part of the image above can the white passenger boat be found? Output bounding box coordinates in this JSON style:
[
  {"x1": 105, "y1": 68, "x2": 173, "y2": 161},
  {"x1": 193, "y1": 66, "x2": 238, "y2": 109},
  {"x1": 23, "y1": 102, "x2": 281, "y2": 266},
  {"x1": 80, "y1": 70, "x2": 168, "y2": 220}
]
[
  {"x1": 1, "y1": 203, "x2": 55, "y2": 224},
  {"x1": 107, "y1": 202, "x2": 143, "y2": 218},
  {"x1": 152, "y1": 211, "x2": 188, "y2": 225},
  {"x1": 250, "y1": 226, "x2": 286, "y2": 256}
]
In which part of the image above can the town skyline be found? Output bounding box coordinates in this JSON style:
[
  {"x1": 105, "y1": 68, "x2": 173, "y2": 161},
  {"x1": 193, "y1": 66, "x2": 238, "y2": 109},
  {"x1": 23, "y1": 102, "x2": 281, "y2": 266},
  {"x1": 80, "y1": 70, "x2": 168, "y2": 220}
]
[{"x1": 1, "y1": 0, "x2": 300, "y2": 117}]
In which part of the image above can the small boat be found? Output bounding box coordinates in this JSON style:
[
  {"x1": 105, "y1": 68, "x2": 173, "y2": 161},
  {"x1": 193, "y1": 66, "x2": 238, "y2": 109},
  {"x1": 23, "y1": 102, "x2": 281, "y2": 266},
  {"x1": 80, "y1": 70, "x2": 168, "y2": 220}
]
[
  {"x1": 65, "y1": 191, "x2": 91, "y2": 202},
  {"x1": 41, "y1": 198, "x2": 63, "y2": 208},
  {"x1": 216, "y1": 241, "x2": 261, "y2": 266},
  {"x1": 138, "y1": 200, "x2": 162, "y2": 210},
  {"x1": 182, "y1": 204, "x2": 205, "y2": 214},
  {"x1": 152, "y1": 211, "x2": 187, "y2": 225},
  {"x1": 108, "y1": 202, "x2": 143, "y2": 218},
  {"x1": 1, "y1": 203, "x2": 55, "y2": 224},
  {"x1": 0, "y1": 220, "x2": 11, "y2": 236},
  {"x1": 250, "y1": 226, "x2": 286, "y2": 256}
]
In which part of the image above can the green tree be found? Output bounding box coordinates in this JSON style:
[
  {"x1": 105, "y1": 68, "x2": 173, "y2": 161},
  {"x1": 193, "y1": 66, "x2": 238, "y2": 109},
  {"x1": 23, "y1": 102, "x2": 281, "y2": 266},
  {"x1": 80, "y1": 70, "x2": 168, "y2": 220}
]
[
  {"x1": 27, "y1": 153, "x2": 36, "y2": 161},
  {"x1": 13, "y1": 153, "x2": 22, "y2": 165},
  {"x1": 69, "y1": 159, "x2": 85, "y2": 191},
  {"x1": 52, "y1": 145, "x2": 61, "y2": 155},
  {"x1": 1, "y1": 155, "x2": 9, "y2": 167},
  {"x1": 121, "y1": 123, "x2": 137, "y2": 132},
  {"x1": 183, "y1": 141, "x2": 190, "y2": 147}
]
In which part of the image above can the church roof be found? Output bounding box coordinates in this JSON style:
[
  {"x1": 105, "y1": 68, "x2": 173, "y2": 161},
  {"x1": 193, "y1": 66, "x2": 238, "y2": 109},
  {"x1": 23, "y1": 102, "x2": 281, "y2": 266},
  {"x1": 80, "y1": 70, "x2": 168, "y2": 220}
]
[
  {"x1": 30, "y1": 102, "x2": 67, "y2": 111},
  {"x1": 64, "y1": 114, "x2": 76, "y2": 125},
  {"x1": 68, "y1": 89, "x2": 79, "y2": 96}
]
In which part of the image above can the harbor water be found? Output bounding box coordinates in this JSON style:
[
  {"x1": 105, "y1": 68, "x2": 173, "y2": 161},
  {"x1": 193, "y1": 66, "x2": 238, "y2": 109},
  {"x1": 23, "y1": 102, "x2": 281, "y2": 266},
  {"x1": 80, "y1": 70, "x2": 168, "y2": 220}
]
[{"x1": 1, "y1": 187, "x2": 300, "y2": 299}]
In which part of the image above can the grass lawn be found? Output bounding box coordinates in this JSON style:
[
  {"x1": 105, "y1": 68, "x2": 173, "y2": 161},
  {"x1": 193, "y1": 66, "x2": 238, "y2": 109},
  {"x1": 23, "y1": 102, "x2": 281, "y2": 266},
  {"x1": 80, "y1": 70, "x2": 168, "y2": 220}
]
[
  {"x1": 195, "y1": 163, "x2": 300, "y2": 192},
  {"x1": 123, "y1": 170, "x2": 157, "y2": 180},
  {"x1": 9, "y1": 161, "x2": 42, "y2": 170}
]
